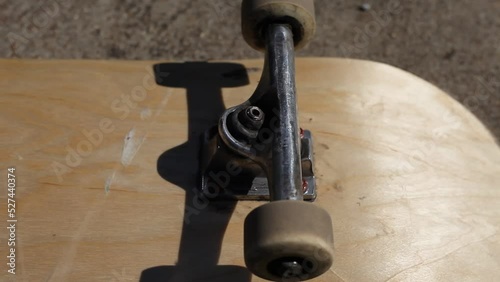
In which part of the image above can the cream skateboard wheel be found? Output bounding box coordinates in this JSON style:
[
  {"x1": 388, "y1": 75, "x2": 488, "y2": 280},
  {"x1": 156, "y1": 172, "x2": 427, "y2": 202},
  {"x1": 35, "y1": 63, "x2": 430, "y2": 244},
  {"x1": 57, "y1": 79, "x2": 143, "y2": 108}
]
[
  {"x1": 244, "y1": 200, "x2": 334, "y2": 281},
  {"x1": 241, "y1": 0, "x2": 316, "y2": 51}
]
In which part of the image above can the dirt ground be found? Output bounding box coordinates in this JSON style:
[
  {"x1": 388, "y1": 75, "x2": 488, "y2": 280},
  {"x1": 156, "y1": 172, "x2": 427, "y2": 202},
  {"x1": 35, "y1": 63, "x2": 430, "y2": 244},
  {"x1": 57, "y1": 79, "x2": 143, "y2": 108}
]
[{"x1": 1, "y1": 0, "x2": 499, "y2": 139}]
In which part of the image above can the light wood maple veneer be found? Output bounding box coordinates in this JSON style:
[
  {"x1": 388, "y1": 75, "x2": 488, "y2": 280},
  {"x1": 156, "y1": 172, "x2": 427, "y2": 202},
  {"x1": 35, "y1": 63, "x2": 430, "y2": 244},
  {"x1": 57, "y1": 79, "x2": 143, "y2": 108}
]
[{"x1": 0, "y1": 58, "x2": 499, "y2": 281}]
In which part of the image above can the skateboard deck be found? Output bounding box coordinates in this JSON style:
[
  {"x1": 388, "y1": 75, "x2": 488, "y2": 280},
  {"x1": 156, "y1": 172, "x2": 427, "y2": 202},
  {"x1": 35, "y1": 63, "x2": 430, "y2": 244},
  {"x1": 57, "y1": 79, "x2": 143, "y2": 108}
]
[{"x1": 1, "y1": 58, "x2": 499, "y2": 281}]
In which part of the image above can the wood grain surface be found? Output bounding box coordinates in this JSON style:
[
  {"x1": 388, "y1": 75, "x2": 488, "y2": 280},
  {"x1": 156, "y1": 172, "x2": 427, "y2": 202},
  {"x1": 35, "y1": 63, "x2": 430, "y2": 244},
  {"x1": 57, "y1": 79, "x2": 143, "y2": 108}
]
[{"x1": 0, "y1": 58, "x2": 499, "y2": 282}]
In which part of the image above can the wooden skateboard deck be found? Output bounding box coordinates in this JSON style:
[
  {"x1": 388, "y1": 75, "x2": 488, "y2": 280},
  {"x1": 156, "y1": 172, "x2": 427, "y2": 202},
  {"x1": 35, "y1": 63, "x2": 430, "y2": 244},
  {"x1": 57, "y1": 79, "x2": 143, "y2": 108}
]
[{"x1": 1, "y1": 58, "x2": 499, "y2": 281}]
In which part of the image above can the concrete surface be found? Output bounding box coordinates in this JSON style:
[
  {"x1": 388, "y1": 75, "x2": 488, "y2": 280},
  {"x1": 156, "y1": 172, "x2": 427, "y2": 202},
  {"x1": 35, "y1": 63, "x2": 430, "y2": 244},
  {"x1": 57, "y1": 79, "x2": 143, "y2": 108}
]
[{"x1": 1, "y1": 0, "x2": 499, "y2": 139}]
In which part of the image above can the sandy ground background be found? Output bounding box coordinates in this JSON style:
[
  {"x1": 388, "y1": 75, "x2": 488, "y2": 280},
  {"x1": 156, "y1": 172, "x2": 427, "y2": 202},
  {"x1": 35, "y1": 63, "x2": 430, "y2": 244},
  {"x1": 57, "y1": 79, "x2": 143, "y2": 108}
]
[{"x1": 1, "y1": 0, "x2": 499, "y2": 140}]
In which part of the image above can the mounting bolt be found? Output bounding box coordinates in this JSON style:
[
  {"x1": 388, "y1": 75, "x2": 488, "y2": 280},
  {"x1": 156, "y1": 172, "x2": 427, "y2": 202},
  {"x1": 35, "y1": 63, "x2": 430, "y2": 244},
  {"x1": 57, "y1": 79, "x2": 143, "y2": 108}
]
[{"x1": 238, "y1": 106, "x2": 265, "y2": 131}]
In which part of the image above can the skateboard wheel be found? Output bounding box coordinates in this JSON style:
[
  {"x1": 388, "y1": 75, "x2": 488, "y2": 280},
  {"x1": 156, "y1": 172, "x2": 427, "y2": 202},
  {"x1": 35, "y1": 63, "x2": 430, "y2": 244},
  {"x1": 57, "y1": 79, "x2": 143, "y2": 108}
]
[
  {"x1": 241, "y1": 0, "x2": 316, "y2": 51},
  {"x1": 244, "y1": 200, "x2": 333, "y2": 281}
]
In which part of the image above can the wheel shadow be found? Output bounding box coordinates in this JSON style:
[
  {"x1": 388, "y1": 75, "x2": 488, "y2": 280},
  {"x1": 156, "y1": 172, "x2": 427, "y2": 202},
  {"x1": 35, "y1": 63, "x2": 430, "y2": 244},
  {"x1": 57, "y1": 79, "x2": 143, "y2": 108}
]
[{"x1": 139, "y1": 62, "x2": 252, "y2": 282}]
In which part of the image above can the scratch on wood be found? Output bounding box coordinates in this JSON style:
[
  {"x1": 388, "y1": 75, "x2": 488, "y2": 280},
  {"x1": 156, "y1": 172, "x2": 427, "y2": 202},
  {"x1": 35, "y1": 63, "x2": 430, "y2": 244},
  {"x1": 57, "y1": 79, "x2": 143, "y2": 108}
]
[
  {"x1": 329, "y1": 268, "x2": 347, "y2": 282},
  {"x1": 140, "y1": 108, "x2": 152, "y2": 120},
  {"x1": 105, "y1": 170, "x2": 116, "y2": 194},
  {"x1": 384, "y1": 232, "x2": 497, "y2": 282},
  {"x1": 47, "y1": 205, "x2": 101, "y2": 281}
]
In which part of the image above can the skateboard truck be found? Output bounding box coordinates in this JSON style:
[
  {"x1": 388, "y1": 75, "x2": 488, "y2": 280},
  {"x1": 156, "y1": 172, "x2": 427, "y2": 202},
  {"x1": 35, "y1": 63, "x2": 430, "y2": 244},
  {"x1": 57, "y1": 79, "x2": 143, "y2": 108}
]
[
  {"x1": 200, "y1": 23, "x2": 316, "y2": 201},
  {"x1": 200, "y1": 0, "x2": 334, "y2": 281}
]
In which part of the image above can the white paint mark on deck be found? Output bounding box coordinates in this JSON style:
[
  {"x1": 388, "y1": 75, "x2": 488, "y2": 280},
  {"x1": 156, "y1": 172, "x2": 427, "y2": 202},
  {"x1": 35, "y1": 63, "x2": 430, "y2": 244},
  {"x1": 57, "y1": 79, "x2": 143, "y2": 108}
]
[{"x1": 121, "y1": 127, "x2": 146, "y2": 166}]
